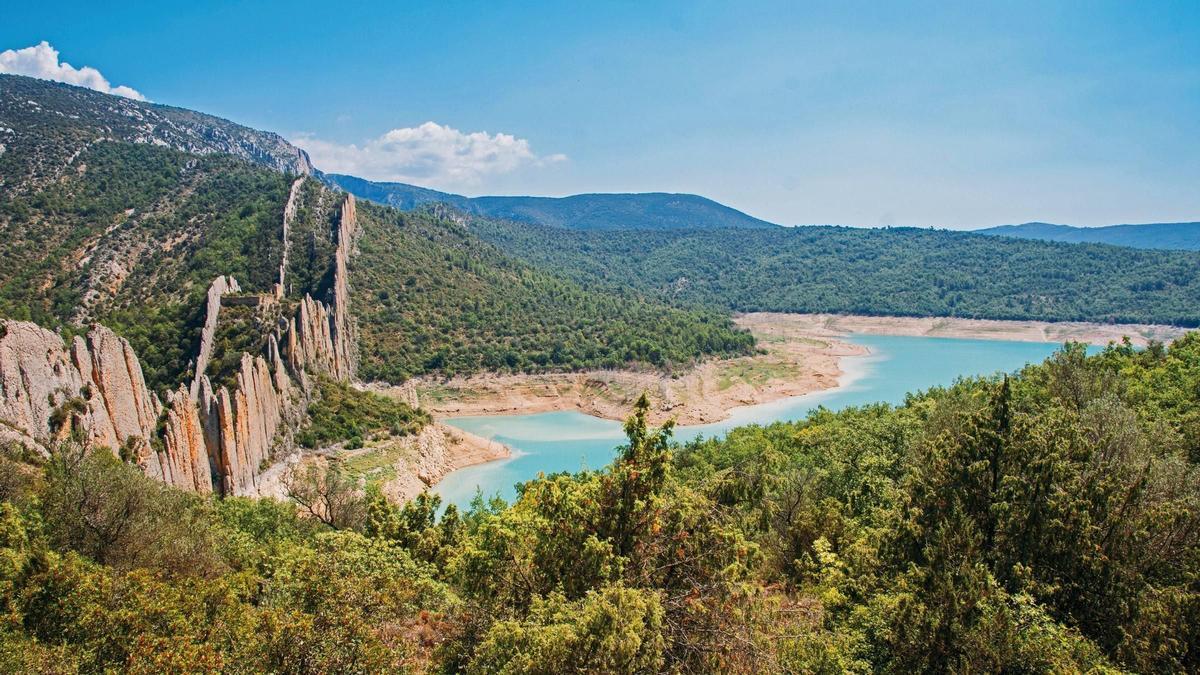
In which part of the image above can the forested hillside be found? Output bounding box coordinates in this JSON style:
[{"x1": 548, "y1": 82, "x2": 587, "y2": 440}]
[
  {"x1": 351, "y1": 202, "x2": 754, "y2": 381},
  {"x1": 0, "y1": 140, "x2": 302, "y2": 389},
  {"x1": 979, "y1": 220, "x2": 1200, "y2": 250},
  {"x1": 0, "y1": 76, "x2": 755, "y2": 391},
  {"x1": 1, "y1": 331, "x2": 1196, "y2": 671},
  {"x1": 468, "y1": 218, "x2": 1200, "y2": 326}
]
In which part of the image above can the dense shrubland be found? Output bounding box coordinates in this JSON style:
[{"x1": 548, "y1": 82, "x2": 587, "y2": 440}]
[
  {"x1": 1, "y1": 334, "x2": 1197, "y2": 671},
  {"x1": 296, "y1": 376, "x2": 429, "y2": 450}
]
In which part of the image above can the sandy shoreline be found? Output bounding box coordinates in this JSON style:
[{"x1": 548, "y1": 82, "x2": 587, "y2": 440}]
[
  {"x1": 409, "y1": 318, "x2": 867, "y2": 426},
  {"x1": 395, "y1": 312, "x2": 1188, "y2": 427},
  {"x1": 760, "y1": 313, "x2": 1188, "y2": 347}
]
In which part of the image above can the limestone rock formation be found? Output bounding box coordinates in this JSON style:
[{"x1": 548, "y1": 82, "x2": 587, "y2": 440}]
[
  {"x1": 190, "y1": 275, "x2": 241, "y2": 398},
  {"x1": 283, "y1": 194, "x2": 358, "y2": 381},
  {"x1": 186, "y1": 325, "x2": 308, "y2": 496},
  {"x1": 0, "y1": 320, "x2": 160, "y2": 467},
  {"x1": 160, "y1": 387, "x2": 213, "y2": 493},
  {"x1": 0, "y1": 194, "x2": 362, "y2": 497},
  {"x1": 329, "y1": 195, "x2": 358, "y2": 380}
]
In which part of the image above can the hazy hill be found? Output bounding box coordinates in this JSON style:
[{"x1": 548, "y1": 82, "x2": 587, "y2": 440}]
[
  {"x1": 322, "y1": 172, "x2": 778, "y2": 230},
  {"x1": 977, "y1": 221, "x2": 1200, "y2": 250}
]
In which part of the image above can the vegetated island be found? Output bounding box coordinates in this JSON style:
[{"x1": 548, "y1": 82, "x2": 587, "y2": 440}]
[{"x1": 402, "y1": 312, "x2": 1190, "y2": 427}]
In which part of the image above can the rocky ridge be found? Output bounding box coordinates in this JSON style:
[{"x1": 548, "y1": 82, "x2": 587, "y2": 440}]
[{"x1": 0, "y1": 74, "x2": 312, "y2": 194}]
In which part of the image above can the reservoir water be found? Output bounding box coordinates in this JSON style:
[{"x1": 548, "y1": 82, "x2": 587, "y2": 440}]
[{"x1": 435, "y1": 334, "x2": 1080, "y2": 508}]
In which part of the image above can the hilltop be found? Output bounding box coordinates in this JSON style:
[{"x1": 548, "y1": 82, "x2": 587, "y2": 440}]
[
  {"x1": 977, "y1": 220, "x2": 1200, "y2": 250},
  {"x1": 322, "y1": 172, "x2": 778, "y2": 230}
]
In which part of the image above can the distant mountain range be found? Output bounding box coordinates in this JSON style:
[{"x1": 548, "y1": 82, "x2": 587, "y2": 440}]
[
  {"x1": 321, "y1": 173, "x2": 778, "y2": 230},
  {"x1": 325, "y1": 174, "x2": 1200, "y2": 250},
  {"x1": 977, "y1": 221, "x2": 1200, "y2": 251}
]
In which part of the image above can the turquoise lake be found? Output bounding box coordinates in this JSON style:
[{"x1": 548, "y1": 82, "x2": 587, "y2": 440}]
[{"x1": 435, "y1": 334, "x2": 1081, "y2": 508}]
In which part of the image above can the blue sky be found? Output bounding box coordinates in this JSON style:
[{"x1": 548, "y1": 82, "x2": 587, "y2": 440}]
[{"x1": 2, "y1": 1, "x2": 1198, "y2": 228}]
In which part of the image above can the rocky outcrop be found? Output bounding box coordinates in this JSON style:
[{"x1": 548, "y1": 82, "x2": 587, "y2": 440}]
[
  {"x1": 195, "y1": 347, "x2": 294, "y2": 496},
  {"x1": 283, "y1": 194, "x2": 357, "y2": 381},
  {"x1": 287, "y1": 295, "x2": 337, "y2": 380},
  {"x1": 0, "y1": 320, "x2": 160, "y2": 467},
  {"x1": 159, "y1": 387, "x2": 213, "y2": 493},
  {"x1": 329, "y1": 195, "x2": 358, "y2": 380},
  {"x1": 161, "y1": 194, "x2": 358, "y2": 494},
  {"x1": 0, "y1": 321, "x2": 88, "y2": 450},
  {"x1": 274, "y1": 177, "x2": 305, "y2": 299},
  {"x1": 394, "y1": 380, "x2": 420, "y2": 409},
  {"x1": 189, "y1": 276, "x2": 241, "y2": 398},
  {"x1": 0, "y1": 194, "x2": 361, "y2": 497}
]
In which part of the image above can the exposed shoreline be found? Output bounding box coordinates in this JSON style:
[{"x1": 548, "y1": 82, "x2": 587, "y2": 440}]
[
  {"x1": 367, "y1": 312, "x2": 1189, "y2": 500},
  {"x1": 255, "y1": 421, "x2": 510, "y2": 504},
  {"x1": 755, "y1": 312, "x2": 1188, "y2": 347},
  {"x1": 409, "y1": 317, "x2": 868, "y2": 426},
  {"x1": 402, "y1": 312, "x2": 1188, "y2": 427}
]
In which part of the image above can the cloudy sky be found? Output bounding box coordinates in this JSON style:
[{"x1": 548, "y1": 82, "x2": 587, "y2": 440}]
[{"x1": 2, "y1": 1, "x2": 1198, "y2": 228}]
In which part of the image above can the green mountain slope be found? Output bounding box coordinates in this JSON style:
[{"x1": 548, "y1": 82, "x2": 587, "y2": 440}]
[
  {"x1": 352, "y1": 203, "x2": 754, "y2": 381},
  {"x1": 322, "y1": 172, "x2": 778, "y2": 230},
  {"x1": 468, "y1": 218, "x2": 1200, "y2": 326},
  {"x1": 0, "y1": 77, "x2": 754, "y2": 389},
  {"x1": 0, "y1": 73, "x2": 312, "y2": 195},
  {"x1": 978, "y1": 220, "x2": 1200, "y2": 250},
  {"x1": 0, "y1": 140, "x2": 306, "y2": 388}
]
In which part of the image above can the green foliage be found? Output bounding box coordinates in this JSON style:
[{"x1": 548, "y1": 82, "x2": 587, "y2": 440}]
[
  {"x1": 0, "y1": 140, "x2": 295, "y2": 391},
  {"x1": 672, "y1": 336, "x2": 1200, "y2": 672},
  {"x1": 470, "y1": 217, "x2": 1200, "y2": 326},
  {"x1": 352, "y1": 203, "x2": 756, "y2": 381},
  {"x1": 2, "y1": 335, "x2": 1200, "y2": 670},
  {"x1": 296, "y1": 376, "x2": 429, "y2": 450},
  {"x1": 465, "y1": 585, "x2": 666, "y2": 674}
]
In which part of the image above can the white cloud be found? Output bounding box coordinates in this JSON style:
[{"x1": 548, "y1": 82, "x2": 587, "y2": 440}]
[
  {"x1": 293, "y1": 121, "x2": 566, "y2": 189},
  {"x1": 0, "y1": 41, "x2": 145, "y2": 101}
]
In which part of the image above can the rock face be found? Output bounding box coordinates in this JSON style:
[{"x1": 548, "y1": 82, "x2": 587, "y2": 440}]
[
  {"x1": 284, "y1": 195, "x2": 358, "y2": 381},
  {"x1": 189, "y1": 275, "x2": 241, "y2": 399},
  {"x1": 160, "y1": 387, "x2": 213, "y2": 493},
  {"x1": 274, "y1": 177, "x2": 305, "y2": 299},
  {"x1": 195, "y1": 348, "x2": 293, "y2": 495},
  {"x1": 0, "y1": 193, "x2": 361, "y2": 497},
  {"x1": 0, "y1": 320, "x2": 160, "y2": 468},
  {"x1": 330, "y1": 195, "x2": 358, "y2": 380}
]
